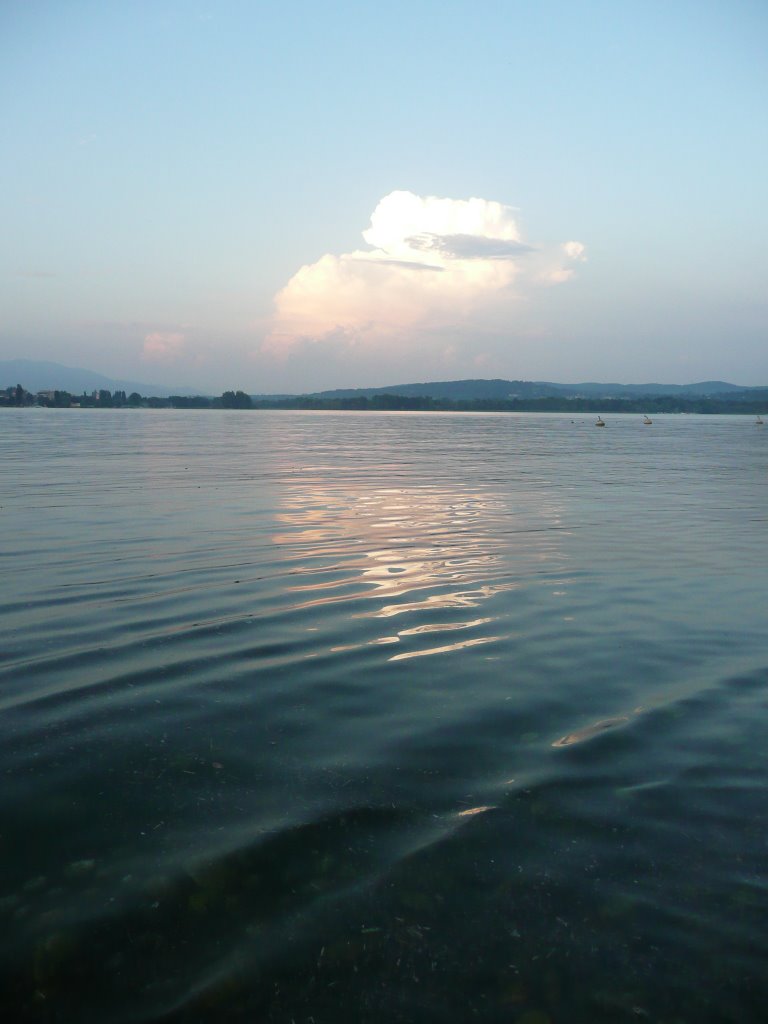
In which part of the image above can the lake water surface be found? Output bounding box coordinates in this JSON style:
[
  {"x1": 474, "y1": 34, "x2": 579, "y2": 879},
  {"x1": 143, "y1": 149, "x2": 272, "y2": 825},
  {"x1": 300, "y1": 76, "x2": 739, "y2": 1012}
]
[{"x1": 1, "y1": 409, "x2": 767, "y2": 1023}]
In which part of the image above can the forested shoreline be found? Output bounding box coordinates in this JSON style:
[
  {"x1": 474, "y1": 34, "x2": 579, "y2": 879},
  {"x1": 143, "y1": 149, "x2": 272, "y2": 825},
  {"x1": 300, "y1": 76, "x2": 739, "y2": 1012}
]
[{"x1": 2, "y1": 384, "x2": 766, "y2": 415}]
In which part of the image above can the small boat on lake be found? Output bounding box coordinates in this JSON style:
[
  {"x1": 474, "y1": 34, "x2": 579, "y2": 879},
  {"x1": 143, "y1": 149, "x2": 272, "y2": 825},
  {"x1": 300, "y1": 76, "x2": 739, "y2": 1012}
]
[
  {"x1": 595, "y1": 416, "x2": 605, "y2": 427},
  {"x1": 757, "y1": 415, "x2": 764, "y2": 425},
  {"x1": 643, "y1": 415, "x2": 652, "y2": 425}
]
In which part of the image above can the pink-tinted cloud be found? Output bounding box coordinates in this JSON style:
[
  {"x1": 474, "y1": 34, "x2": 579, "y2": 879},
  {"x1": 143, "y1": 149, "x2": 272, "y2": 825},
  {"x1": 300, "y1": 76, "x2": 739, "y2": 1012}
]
[
  {"x1": 142, "y1": 331, "x2": 185, "y2": 362},
  {"x1": 263, "y1": 190, "x2": 585, "y2": 358}
]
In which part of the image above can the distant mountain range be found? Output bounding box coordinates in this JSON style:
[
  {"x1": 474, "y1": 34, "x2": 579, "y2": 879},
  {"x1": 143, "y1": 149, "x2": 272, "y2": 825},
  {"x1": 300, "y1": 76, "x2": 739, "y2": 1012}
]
[
  {"x1": 310, "y1": 377, "x2": 768, "y2": 401},
  {"x1": 0, "y1": 359, "x2": 193, "y2": 399},
  {"x1": 2, "y1": 359, "x2": 766, "y2": 403}
]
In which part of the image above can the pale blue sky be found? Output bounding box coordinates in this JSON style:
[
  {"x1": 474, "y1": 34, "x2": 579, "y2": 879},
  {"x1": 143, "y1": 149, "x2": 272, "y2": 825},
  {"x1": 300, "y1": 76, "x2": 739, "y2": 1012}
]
[{"x1": 1, "y1": 0, "x2": 766, "y2": 391}]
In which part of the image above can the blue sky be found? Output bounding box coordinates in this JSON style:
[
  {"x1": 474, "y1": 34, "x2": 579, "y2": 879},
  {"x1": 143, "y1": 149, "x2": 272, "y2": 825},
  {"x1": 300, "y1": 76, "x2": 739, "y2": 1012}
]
[{"x1": 1, "y1": 0, "x2": 766, "y2": 392}]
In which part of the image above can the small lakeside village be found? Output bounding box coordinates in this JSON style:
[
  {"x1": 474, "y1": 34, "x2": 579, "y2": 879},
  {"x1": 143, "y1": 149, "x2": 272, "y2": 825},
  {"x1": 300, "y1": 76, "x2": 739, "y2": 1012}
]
[
  {"x1": 1, "y1": 385, "x2": 254, "y2": 409},
  {"x1": 1, "y1": 383, "x2": 766, "y2": 416}
]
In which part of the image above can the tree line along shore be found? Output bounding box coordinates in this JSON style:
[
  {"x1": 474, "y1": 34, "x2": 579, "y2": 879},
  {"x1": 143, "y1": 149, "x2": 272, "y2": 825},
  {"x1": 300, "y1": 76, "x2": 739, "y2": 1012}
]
[{"x1": 1, "y1": 384, "x2": 765, "y2": 415}]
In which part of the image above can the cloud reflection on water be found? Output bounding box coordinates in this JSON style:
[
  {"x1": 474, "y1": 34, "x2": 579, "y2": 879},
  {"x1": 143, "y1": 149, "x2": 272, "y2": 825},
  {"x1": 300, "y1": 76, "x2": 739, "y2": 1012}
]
[{"x1": 272, "y1": 474, "x2": 566, "y2": 661}]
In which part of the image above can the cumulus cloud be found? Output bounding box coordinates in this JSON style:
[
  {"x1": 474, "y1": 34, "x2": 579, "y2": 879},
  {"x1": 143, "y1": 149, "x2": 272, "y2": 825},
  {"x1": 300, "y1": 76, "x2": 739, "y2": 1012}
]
[
  {"x1": 263, "y1": 190, "x2": 585, "y2": 357},
  {"x1": 142, "y1": 331, "x2": 185, "y2": 362}
]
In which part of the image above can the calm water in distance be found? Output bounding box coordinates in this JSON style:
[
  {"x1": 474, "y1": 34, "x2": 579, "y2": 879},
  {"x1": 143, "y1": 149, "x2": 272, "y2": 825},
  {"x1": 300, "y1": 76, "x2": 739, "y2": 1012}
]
[{"x1": 1, "y1": 409, "x2": 767, "y2": 1023}]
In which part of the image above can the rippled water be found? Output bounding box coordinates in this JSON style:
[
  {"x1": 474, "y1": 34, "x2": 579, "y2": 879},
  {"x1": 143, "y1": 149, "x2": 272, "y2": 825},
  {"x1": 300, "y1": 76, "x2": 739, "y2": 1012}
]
[{"x1": 2, "y1": 409, "x2": 767, "y2": 1023}]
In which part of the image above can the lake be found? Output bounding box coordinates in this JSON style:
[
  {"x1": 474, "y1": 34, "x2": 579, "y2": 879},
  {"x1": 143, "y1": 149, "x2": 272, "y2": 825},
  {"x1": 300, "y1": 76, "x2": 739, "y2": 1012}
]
[{"x1": 1, "y1": 409, "x2": 767, "y2": 1023}]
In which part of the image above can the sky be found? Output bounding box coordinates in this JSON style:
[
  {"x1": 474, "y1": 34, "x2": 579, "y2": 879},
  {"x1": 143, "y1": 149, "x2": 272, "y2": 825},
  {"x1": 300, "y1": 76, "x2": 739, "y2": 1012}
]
[{"x1": 1, "y1": 0, "x2": 766, "y2": 393}]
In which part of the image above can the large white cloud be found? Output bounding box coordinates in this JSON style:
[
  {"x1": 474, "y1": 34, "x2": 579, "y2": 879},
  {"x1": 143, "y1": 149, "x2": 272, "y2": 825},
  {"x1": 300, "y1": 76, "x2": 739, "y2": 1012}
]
[{"x1": 263, "y1": 190, "x2": 584, "y2": 357}]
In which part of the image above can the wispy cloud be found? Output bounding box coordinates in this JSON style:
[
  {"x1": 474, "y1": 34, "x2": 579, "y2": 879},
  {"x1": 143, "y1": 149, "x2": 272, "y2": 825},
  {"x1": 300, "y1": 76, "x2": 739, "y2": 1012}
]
[
  {"x1": 406, "y1": 233, "x2": 535, "y2": 260},
  {"x1": 263, "y1": 190, "x2": 585, "y2": 359}
]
